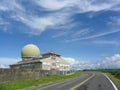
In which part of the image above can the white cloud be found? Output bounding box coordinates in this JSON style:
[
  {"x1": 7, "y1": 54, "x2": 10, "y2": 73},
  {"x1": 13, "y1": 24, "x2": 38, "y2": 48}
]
[
  {"x1": 0, "y1": 57, "x2": 20, "y2": 68},
  {"x1": 0, "y1": 0, "x2": 24, "y2": 12},
  {"x1": 63, "y1": 57, "x2": 96, "y2": 70},
  {"x1": 13, "y1": 15, "x2": 55, "y2": 35},
  {"x1": 52, "y1": 31, "x2": 67, "y2": 38},
  {"x1": 97, "y1": 54, "x2": 120, "y2": 69},
  {"x1": 93, "y1": 40, "x2": 120, "y2": 46},
  {"x1": 0, "y1": 18, "x2": 9, "y2": 25},
  {"x1": 63, "y1": 57, "x2": 79, "y2": 65},
  {"x1": 63, "y1": 54, "x2": 120, "y2": 70},
  {"x1": 35, "y1": 0, "x2": 120, "y2": 12},
  {"x1": 0, "y1": 64, "x2": 6, "y2": 68},
  {"x1": 65, "y1": 29, "x2": 120, "y2": 42},
  {"x1": 108, "y1": 17, "x2": 120, "y2": 26},
  {"x1": 70, "y1": 29, "x2": 91, "y2": 38},
  {"x1": 34, "y1": 0, "x2": 73, "y2": 11},
  {"x1": 52, "y1": 23, "x2": 77, "y2": 38},
  {"x1": 1, "y1": 0, "x2": 120, "y2": 35},
  {"x1": 32, "y1": 0, "x2": 120, "y2": 36},
  {"x1": 10, "y1": 7, "x2": 72, "y2": 35}
]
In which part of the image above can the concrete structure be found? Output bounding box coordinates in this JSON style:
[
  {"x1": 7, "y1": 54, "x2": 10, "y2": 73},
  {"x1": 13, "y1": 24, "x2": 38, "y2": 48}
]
[{"x1": 10, "y1": 44, "x2": 70, "y2": 72}]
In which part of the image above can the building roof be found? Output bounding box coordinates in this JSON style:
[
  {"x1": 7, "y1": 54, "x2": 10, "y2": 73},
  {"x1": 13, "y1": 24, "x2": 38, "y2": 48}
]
[
  {"x1": 40, "y1": 56, "x2": 69, "y2": 65},
  {"x1": 10, "y1": 59, "x2": 41, "y2": 66},
  {"x1": 10, "y1": 52, "x2": 70, "y2": 66},
  {"x1": 42, "y1": 52, "x2": 61, "y2": 56}
]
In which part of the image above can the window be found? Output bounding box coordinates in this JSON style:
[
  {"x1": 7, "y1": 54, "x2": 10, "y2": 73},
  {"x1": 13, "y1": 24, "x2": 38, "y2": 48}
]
[
  {"x1": 56, "y1": 60, "x2": 59, "y2": 62},
  {"x1": 52, "y1": 63, "x2": 55, "y2": 66}
]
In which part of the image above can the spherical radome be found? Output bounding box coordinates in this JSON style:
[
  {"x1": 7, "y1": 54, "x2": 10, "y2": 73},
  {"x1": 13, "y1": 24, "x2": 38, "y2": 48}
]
[{"x1": 21, "y1": 44, "x2": 40, "y2": 57}]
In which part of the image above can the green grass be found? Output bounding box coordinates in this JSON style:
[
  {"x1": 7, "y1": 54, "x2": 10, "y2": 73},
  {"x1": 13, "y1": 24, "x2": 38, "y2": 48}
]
[
  {"x1": 0, "y1": 72, "x2": 81, "y2": 90},
  {"x1": 102, "y1": 70, "x2": 120, "y2": 79},
  {"x1": 106, "y1": 73, "x2": 120, "y2": 89},
  {"x1": 99, "y1": 69, "x2": 120, "y2": 89}
]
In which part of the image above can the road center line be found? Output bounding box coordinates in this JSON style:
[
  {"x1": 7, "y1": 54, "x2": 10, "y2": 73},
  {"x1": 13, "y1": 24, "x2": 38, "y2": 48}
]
[
  {"x1": 69, "y1": 73, "x2": 95, "y2": 90},
  {"x1": 104, "y1": 74, "x2": 118, "y2": 90}
]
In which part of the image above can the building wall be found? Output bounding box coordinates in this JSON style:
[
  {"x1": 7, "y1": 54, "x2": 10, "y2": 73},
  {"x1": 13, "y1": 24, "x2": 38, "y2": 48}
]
[
  {"x1": 10, "y1": 54, "x2": 70, "y2": 71},
  {"x1": 0, "y1": 69, "x2": 58, "y2": 83},
  {"x1": 41, "y1": 56, "x2": 70, "y2": 71}
]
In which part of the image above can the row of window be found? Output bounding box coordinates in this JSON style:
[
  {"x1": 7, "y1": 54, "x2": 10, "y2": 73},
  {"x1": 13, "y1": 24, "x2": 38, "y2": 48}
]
[{"x1": 43, "y1": 62, "x2": 69, "y2": 67}]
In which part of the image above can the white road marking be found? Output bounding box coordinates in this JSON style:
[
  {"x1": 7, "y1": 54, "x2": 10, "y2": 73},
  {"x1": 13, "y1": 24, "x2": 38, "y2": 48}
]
[{"x1": 104, "y1": 74, "x2": 118, "y2": 90}]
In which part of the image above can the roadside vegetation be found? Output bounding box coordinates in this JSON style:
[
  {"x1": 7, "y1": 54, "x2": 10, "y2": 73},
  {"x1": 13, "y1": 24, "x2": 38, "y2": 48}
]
[
  {"x1": 102, "y1": 70, "x2": 120, "y2": 79},
  {"x1": 0, "y1": 72, "x2": 81, "y2": 90},
  {"x1": 102, "y1": 70, "x2": 120, "y2": 89}
]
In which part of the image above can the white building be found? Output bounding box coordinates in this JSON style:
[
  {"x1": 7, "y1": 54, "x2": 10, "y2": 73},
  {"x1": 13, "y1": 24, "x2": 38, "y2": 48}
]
[{"x1": 10, "y1": 44, "x2": 70, "y2": 72}]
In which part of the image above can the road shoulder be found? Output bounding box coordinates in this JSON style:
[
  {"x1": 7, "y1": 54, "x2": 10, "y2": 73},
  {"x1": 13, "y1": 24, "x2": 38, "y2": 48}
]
[
  {"x1": 20, "y1": 74, "x2": 82, "y2": 90},
  {"x1": 105, "y1": 73, "x2": 120, "y2": 90}
]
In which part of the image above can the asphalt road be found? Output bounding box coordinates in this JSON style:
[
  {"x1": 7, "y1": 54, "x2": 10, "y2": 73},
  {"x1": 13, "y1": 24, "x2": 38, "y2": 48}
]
[
  {"x1": 37, "y1": 72, "x2": 119, "y2": 90},
  {"x1": 75, "y1": 72, "x2": 118, "y2": 90}
]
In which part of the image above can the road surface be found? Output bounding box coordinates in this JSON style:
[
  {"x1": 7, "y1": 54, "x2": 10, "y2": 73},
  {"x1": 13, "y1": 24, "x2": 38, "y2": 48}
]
[{"x1": 37, "y1": 72, "x2": 119, "y2": 90}]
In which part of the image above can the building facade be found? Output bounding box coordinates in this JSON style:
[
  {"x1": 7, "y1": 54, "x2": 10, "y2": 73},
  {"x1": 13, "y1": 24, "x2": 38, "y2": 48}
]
[{"x1": 10, "y1": 44, "x2": 70, "y2": 72}]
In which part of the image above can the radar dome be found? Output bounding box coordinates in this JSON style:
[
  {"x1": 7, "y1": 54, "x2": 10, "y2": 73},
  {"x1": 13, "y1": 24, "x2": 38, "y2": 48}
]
[{"x1": 21, "y1": 44, "x2": 40, "y2": 58}]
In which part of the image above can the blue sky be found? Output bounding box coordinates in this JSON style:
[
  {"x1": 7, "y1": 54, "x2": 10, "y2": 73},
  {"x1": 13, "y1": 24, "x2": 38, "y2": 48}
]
[{"x1": 0, "y1": 0, "x2": 120, "y2": 69}]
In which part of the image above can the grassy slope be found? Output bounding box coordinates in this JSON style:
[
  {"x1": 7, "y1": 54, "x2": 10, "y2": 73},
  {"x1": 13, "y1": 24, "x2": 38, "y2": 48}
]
[
  {"x1": 98, "y1": 70, "x2": 120, "y2": 89},
  {"x1": 0, "y1": 72, "x2": 81, "y2": 90},
  {"x1": 106, "y1": 73, "x2": 120, "y2": 89}
]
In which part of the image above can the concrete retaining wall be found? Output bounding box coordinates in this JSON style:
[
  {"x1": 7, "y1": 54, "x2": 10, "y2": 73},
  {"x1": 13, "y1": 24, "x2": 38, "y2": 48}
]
[{"x1": 0, "y1": 69, "x2": 57, "y2": 83}]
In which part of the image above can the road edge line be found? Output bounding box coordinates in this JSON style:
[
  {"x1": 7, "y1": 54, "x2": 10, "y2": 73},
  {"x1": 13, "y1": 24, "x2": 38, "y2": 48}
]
[
  {"x1": 69, "y1": 74, "x2": 95, "y2": 90},
  {"x1": 104, "y1": 74, "x2": 118, "y2": 90}
]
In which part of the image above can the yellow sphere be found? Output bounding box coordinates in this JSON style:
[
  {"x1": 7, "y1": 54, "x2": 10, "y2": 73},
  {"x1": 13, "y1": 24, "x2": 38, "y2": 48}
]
[{"x1": 21, "y1": 44, "x2": 40, "y2": 57}]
